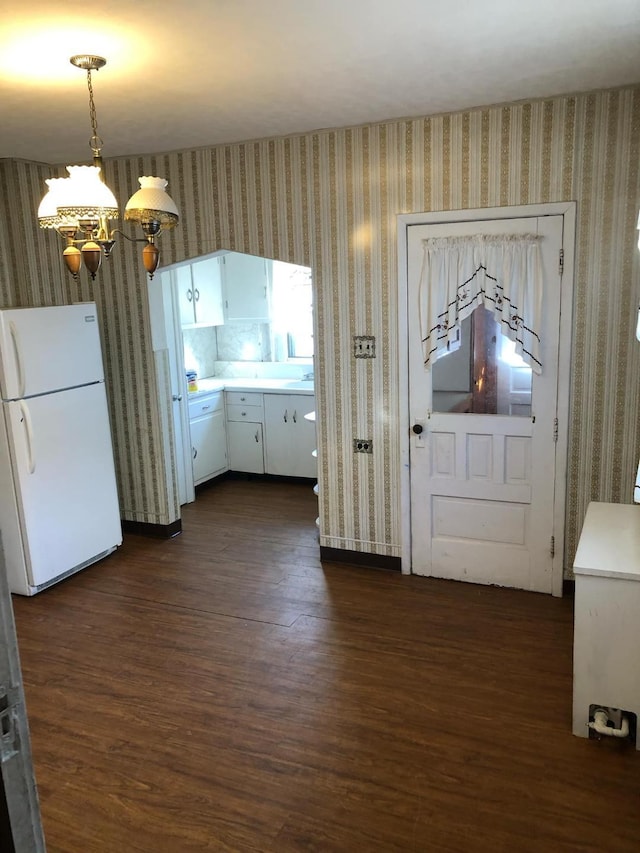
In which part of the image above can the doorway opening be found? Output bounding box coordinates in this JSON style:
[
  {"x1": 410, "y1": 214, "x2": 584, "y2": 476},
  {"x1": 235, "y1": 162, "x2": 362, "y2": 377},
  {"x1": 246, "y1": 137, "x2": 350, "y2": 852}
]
[{"x1": 149, "y1": 252, "x2": 316, "y2": 510}]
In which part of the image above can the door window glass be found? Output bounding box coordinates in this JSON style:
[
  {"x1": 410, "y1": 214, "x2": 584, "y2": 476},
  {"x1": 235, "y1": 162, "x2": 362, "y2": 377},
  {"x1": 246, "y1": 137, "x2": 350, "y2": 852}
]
[{"x1": 432, "y1": 306, "x2": 532, "y2": 415}]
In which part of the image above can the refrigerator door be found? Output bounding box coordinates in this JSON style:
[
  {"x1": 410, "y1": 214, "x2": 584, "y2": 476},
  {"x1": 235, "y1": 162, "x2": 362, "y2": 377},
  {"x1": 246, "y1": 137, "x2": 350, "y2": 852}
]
[
  {"x1": 4, "y1": 382, "x2": 122, "y2": 588},
  {"x1": 0, "y1": 304, "x2": 104, "y2": 400}
]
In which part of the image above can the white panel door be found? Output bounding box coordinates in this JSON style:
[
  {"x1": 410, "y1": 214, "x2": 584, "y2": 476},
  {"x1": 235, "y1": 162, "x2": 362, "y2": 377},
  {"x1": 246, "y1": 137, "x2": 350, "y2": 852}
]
[
  {"x1": 6, "y1": 382, "x2": 122, "y2": 587},
  {"x1": 156, "y1": 268, "x2": 192, "y2": 506},
  {"x1": 0, "y1": 304, "x2": 104, "y2": 399},
  {"x1": 408, "y1": 215, "x2": 563, "y2": 593}
]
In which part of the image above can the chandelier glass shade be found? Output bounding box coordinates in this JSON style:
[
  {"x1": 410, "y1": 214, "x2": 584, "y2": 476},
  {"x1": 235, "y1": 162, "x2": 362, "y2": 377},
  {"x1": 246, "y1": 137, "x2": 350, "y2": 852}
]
[
  {"x1": 38, "y1": 56, "x2": 179, "y2": 280},
  {"x1": 38, "y1": 166, "x2": 119, "y2": 228}
]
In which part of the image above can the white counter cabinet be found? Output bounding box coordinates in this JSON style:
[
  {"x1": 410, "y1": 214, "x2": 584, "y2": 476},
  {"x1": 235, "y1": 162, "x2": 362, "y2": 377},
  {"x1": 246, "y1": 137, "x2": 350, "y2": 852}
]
[
  {"x1": 188, "y1": 392, "x2": 228, "y2": 485},
  {"x1": 572, "y1": 501, "x2": 640, "y2": 749},
  {"x1": 223, "y1": 388, "x2": 316, "y2": 478},
  {"x1": 264, "y1": 394, "x2": 317, "y2": 478},
  {"x1": 225, "y1": 391, "x2": 264, "y2": 473}
]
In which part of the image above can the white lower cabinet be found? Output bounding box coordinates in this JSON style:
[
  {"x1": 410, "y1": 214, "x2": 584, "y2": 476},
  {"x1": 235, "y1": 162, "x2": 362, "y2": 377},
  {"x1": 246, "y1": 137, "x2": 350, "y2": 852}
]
[
  {"x1": 227, "y1": 421, "x2": 264, "y2": 473},
  {"x1": 188, "y1": 392, "x2": 228, "y2": 485},
  {"x1": 264, "y1": 394, "x2": 317, "y2": 478},
  {"x1": 225, "y1": 391, "x2": 265, "y2": 473}
]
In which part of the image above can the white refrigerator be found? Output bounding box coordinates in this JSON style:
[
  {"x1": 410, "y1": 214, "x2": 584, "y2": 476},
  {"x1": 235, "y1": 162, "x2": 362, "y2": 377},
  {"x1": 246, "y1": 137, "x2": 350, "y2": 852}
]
[{"x1": 0, "y1": 303, "x2": 122, "y2": 595}]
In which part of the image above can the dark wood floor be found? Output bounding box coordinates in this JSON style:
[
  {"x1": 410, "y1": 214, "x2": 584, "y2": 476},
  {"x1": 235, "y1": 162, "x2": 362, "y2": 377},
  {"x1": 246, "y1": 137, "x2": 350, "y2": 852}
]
[{"x1": 11, "y1": 478, "x2": 640, "y2": 852}]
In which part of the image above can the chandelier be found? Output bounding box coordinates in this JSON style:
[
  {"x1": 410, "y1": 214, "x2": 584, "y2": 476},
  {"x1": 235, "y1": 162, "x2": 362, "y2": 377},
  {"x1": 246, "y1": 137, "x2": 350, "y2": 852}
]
[{"x1": 37, "y1": 55, "x2": 179, "y2": 280}]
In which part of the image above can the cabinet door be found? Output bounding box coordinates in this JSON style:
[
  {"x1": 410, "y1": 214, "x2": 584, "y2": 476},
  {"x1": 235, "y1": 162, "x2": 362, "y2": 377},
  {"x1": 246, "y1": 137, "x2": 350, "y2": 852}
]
[
  {"x1": 176, "y1": 265, "x2": 195, "y2": 326},
  {"x1": 264, "y1": 394, "x2": 316, "y2": 478},
  {"x1": 222, "y1": 253, "x2": 271, "y2": 322},
  {"x1": 190, "y1": 410, "x2": 227, "y2": 485},
  {"x1": 227, "y1": 421, "x2": 264, "y2": 473},
  {"x1": 192, "y1": 256, "x2": 224, "y2": 326}
]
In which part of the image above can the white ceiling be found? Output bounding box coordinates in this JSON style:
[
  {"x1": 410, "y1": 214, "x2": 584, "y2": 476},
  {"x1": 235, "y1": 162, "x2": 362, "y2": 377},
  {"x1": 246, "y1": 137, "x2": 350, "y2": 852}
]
[{"x1": 1, "y1": 0, "x2": 639, "y2": 165}]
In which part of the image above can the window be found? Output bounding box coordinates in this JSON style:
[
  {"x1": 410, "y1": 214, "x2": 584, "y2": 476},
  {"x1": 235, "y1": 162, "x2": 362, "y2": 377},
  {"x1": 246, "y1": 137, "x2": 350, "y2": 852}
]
[
  {"x1": 271, "y1": 261, "x2": 313, "y2": 360},
  {"x1": 432, "y1": 306, "x2": 532, "y2": 416}
]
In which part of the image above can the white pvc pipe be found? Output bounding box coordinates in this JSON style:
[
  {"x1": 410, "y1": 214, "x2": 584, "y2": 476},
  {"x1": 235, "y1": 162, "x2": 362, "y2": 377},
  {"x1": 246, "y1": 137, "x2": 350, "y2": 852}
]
[{"x1": 588, "y1": 709, "x2": 630, "y2": 739}]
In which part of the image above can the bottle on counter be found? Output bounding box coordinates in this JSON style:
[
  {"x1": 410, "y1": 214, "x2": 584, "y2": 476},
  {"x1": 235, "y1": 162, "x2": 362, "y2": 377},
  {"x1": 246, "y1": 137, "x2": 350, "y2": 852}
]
[{"x1": 186, "y1": 370, "x2": 198, "y2": 392}]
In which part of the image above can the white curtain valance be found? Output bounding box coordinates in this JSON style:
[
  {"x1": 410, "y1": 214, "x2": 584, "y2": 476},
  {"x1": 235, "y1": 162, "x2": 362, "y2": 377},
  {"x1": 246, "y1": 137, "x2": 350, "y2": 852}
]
[{"x1": 419, "y1": 233, "x2": 544, "y2": 374}]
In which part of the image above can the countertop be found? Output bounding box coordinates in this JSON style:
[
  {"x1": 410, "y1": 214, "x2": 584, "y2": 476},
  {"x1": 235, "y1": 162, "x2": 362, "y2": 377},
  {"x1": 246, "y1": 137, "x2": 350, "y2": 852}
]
[
  {"x1": 188, "y1": 377, "x2": 314, "y2": 398},
  {"x1": 573, "y1": 501, "x2": 640, "y2": 581}
]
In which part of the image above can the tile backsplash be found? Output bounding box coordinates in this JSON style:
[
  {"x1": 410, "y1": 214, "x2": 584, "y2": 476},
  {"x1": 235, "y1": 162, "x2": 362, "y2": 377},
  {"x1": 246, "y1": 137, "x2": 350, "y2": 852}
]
[
  {"x1": 214, "y1": 360, "x2": 314, "y2": 379},
  {"x1": 183, "y1": 327, "x2": 218, "y2": 378},
  {"x1": 216, "y1": 322, "x2": 272, "y2": 361},
  {"x1": 183, "y1": 324, "x2": 313, "y2": 381}
]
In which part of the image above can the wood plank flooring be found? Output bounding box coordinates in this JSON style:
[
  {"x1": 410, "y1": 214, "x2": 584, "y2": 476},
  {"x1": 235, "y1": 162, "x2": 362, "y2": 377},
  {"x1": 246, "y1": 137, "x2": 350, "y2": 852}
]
[{"x1": 11, "y1": 477, "x2": 640, "y2": 852}]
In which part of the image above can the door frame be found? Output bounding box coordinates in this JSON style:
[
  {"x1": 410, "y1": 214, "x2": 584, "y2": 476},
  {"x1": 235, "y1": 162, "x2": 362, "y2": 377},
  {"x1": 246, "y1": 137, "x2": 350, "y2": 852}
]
[
  {"x1": 0, "y1": 533, "x2": 46, "y2": 852},
  {"x1": 397, "y1": 202, "x2": 576, "y2": 595},
  {"x1": 147, "y1": 268, "x2": 195, "y2": 508}
]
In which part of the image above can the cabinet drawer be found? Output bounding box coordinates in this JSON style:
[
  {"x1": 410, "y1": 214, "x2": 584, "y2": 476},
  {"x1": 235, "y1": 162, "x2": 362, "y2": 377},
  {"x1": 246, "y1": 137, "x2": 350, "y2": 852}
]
[
  {"x1": 188, "y1": 392, "x2": 224, "y2": 420},
  {"x1": 226, "y1": 404, "x2": 263, "y2": 422},
  {"x1": 226, "y1": 391, "x2": 263, "y2": 407}
]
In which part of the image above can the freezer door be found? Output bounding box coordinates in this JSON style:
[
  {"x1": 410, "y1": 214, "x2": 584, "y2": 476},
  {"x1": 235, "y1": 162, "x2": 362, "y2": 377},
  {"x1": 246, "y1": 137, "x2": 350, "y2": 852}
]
[
  {"x1": 0, "y1": 304, "x2": 104, "y2": 400},
  {"x1": 5, "y1": 383, "x2": 122, "y2": 588}
]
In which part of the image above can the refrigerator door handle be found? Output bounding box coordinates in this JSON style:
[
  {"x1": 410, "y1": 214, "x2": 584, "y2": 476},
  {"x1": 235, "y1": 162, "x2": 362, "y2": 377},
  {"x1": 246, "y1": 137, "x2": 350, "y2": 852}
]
[
  {"x1": 9, "y1": 321, "x2": 26, "y2": 398},
  {"x1": 19, "y1": 401, "x2": 36, "y2": 474}
]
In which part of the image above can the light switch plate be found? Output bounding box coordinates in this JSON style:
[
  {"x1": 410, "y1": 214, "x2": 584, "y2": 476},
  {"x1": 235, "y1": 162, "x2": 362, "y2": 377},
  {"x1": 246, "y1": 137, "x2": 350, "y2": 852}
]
[{"x1": 353, "y1": 335, "x2": 376, "y2": 358}]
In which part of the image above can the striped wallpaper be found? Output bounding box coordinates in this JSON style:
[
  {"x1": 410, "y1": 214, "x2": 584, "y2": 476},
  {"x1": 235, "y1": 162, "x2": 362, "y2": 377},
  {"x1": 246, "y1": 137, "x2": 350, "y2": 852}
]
[{"x1": 1, "y1": 85, "x2": 639, "y2": 575}]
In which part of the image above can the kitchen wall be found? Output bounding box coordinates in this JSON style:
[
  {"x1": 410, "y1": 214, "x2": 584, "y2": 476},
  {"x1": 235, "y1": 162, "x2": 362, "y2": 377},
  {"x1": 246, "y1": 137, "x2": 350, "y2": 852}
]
[{"x1": 1, "y1": 85, "x2": 639, "y2": 573}]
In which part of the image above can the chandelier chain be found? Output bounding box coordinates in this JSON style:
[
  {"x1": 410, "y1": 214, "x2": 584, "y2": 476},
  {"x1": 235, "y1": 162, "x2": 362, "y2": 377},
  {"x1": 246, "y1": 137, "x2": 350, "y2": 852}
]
[{"x1": 86, "y1": 69, "x2": 104, "y2": 156}]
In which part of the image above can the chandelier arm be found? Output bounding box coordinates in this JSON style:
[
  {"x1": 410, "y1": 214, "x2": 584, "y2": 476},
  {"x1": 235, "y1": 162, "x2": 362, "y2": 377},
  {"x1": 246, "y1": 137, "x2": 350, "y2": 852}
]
[{"x1": 105, "y1": 228, "x2": 150, "y2": 245}]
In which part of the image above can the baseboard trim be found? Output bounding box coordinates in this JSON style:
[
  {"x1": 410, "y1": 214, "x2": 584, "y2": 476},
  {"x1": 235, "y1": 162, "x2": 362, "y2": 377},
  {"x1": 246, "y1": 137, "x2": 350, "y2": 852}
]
[
  {"x1": 121, "y1": 519, "x2": 182, "y2": 539},
  {"x1": 225, "y1": 471, "x2": 316, "y2": 485},
  {"x1": 319, "y1": 546, "x2": 401, "y2": 572}
]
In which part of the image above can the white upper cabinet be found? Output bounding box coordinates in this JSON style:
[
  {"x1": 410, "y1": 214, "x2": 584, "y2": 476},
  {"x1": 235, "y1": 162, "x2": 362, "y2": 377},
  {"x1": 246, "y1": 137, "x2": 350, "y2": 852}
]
[
  {"x1": 176, "y1": 256, "x2": 224, "y2": 328},
  {"x1": 221, "y1": 252, "x2": 271, "y2": 323}
]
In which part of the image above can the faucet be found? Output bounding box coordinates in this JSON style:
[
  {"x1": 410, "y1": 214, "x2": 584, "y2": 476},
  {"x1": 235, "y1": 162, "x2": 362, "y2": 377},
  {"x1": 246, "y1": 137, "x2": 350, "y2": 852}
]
[{"x1": 303, "y1": 371, "x2": 314, "y2": 381}]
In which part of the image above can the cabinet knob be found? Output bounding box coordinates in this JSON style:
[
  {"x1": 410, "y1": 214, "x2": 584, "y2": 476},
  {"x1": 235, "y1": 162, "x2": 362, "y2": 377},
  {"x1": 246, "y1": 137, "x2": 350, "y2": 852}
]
[
  {"x1": 283, "y1": 410, "x2": 288, "y2": 423},
  {"x1": 202, "y1": 405, "x2": 210, "y2": 411},
  {"x1": 187, "y1": 289, "x2": 193, "y2": 302},
  {"x1": 172, "y1": 394, "x2": 183, "y2": 402},
  {"x1": 241, "y1": 411, "x2": 247, "y2": 416},
  {"x1": 194, "y1": 288, "x2": 200, "y2": 302},
  {"x1": 240, "y1": 396, "x2": 246, "y2": 401},
  {"x1": 192, "y1": 447, "x2": 197, "y2": 459},
  {"x1": 292, "y1": 410, "x2": 297, "y2": 423},
  {"x1": 255, "y1": 431, "x2": 259, "y2": 443}
]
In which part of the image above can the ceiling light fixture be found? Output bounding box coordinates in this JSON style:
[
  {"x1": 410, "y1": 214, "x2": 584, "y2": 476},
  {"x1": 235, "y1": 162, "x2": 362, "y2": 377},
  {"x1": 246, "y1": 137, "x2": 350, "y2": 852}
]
[{"x1": 38, "y1": 55, "x2": 179, "y2": 280}]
